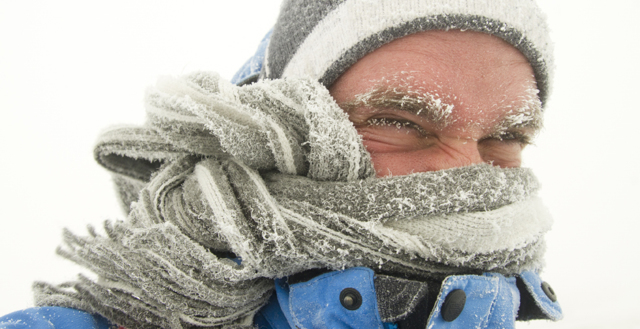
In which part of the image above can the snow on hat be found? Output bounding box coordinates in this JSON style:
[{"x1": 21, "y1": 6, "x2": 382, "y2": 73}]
[{"x1": 260, "y1": 0, "x2": 554, "y2": 105}]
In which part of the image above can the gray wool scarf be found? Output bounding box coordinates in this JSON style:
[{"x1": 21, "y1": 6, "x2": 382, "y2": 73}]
[{"x1": 34, "y1": 72, "x2": 552, "y2": 329}]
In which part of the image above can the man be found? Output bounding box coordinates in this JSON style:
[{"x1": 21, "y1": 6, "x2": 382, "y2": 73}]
[{"x1": 0, "y1": 0, "x2": 561, "y2": 328}]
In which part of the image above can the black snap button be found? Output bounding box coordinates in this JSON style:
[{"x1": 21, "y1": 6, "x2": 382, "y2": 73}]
[
  {"x1": 441, "y1": 289, "x2": 466, "y2": 322},
  {"x1": 541, "y1": 282, "x2": 557, "y2": 302},
  {"x1": 340, "y1": 288, "x2": 362, "y2": 310}
]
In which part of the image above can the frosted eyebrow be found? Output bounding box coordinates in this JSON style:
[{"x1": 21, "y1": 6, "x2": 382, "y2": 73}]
[
  {"x1": 338, "y1": 86, "x2": 455, "y2": 127},
  {"x1": 492, "y1": 99, "x2": 544, "y2": 134}
]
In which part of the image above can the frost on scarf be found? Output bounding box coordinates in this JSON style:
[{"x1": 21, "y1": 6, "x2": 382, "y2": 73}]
[{"x1": 34, "y1": 72, "x2": 552, "y2": 329}]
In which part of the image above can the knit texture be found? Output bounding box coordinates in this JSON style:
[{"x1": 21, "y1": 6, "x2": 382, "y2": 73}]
[
  {"x1": 264, "y1": 0, "x2": 553, "y2": 105},
  {"x1": 35, "y1": 73, "x2": 552, "y2": 328}
]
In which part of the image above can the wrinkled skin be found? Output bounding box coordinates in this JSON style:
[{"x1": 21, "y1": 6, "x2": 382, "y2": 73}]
[{"x1": 329, "y1": 30, "x2": 541, "y2": 177}]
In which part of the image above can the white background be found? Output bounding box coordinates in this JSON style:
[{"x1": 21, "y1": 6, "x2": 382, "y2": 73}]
[{"x1": 1, "y1": 1, "x2": 639, "y2": 328}]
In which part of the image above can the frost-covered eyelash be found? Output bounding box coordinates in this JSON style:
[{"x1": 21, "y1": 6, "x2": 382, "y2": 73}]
[
  {"x1": 365, "y1": 118, "x2": 427, "y2": 135},
  {"x1": 487, "y1": 131, "x2": 532, "y2": 145}
]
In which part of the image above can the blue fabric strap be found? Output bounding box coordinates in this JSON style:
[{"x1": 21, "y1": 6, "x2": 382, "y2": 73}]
[
  {"x1": 427, "y1": 273, "x2": 520, "y2": 328},
  {"x1": 518, "y1": 271, "x2": 563, "y2": 320},
  {"x1": 275, "y1": 267, "x2": 386, "y2": 329}
]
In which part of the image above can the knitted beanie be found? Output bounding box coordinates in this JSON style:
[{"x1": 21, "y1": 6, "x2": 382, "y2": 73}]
[{"x1": 259, "y1": 0, "x2": 553, "y2": 105}]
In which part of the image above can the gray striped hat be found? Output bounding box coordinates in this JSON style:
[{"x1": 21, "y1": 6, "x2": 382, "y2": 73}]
[{"x1": 260, "y1": 0, "x2": 554, "y2": 105}]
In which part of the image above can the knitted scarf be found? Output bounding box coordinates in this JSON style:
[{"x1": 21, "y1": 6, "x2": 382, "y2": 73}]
[{"x1": 34, "y1": 72, "x2": 552, "y2": 329}]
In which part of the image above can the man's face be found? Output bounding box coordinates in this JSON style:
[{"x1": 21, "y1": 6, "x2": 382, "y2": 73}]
[{"x1": 329, "y1": 30, "x2": 542, "y2": 177}]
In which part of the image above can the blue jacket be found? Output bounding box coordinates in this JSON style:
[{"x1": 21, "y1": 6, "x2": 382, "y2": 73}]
[
  {"x1": 0, "y1": 268, "x2": 561, "y2": 328},
  {"x1": 255, "y1": 268, "x2": 563, "y2": 329},
  {"x1": 0, "y1": 307, "x2": 112, "y2": 329}
]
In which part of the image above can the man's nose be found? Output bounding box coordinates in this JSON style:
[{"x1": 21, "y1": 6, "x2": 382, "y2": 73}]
[{"x1": 430, "y1": 139, "x2": 485, "y2": 171}]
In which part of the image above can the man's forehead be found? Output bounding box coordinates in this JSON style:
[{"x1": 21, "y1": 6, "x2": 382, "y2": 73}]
[{"x1": 330, "y1": 31, "x2": 537, "y2": 96}]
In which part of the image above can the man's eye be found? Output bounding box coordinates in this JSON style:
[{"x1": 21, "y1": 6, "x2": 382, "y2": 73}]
[
  {"x1": 364, "y1": 118, "x2": 427, "y2": 135},
  {"x1": 487, "y1": 131, "x2": 532, "y2": 146}
]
